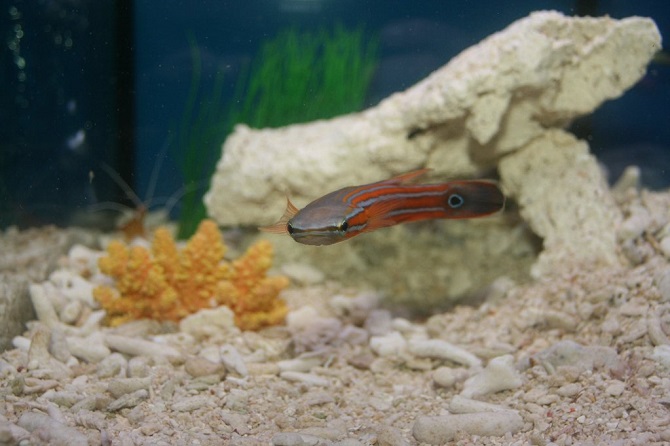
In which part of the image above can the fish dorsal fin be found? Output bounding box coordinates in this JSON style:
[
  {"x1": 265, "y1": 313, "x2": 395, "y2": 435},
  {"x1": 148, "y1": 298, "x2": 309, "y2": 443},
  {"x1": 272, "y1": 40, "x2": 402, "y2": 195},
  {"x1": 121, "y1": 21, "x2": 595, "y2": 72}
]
[
  {"x1": 259, "y1": 197, "x2": 300, "y2": 234},
  {"x1": 380, "y1": 168, "x2": 431, "y2": 185}
]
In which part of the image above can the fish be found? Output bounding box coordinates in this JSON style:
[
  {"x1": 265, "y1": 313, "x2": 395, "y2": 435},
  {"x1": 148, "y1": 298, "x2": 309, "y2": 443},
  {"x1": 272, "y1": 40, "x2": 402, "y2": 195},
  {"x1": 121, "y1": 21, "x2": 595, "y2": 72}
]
[{"x1": 259, "y1": 169, "x2": 505, "y2": 246}]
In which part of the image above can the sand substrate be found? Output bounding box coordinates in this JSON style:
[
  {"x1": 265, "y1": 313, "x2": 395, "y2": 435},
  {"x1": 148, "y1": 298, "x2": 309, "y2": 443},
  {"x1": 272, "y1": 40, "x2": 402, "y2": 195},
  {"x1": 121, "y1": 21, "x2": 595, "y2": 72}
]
[{"x1": 2, "y1": 186, "x2": 670, "y2": 445}]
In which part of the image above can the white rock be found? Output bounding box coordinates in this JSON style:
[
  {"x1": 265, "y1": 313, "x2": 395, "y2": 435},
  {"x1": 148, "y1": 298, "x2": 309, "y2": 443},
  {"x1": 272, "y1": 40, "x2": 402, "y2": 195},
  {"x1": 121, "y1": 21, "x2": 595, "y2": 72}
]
[
  {"x1": 96, "y1": 353, "x2": 128, "y2": 378},
  {"x1": 104, "y1": 334, "x2": 183, "y2": 364},
  {"x1": 219, "y1": 345, "x2": 248, "y2": 377},
  {"x1": 67, "y1": 332, "x2": 111, "y2": 363},
  {"x1": 369, "y1": 332, "x2": 407, "y2": 357},
  {"x1": 184, "y1": 356, "x2": 224, "y2": 378},
  {"x1": 18, "y1": 412, "x2": 88, "y2": 446},
  {"x1": 206, "y1": 13, "x2": 659, "y2": 284},
  {"x1": 178, "y1": 306, "x2": 239, "y2": 340},
  {"x1": 67, "y1": 244, "x2": 104, "y2": 274},
  {"x1": 280, "y1": 371, "x2": 329, "y2": 387},
  {"x1": 49, "y1": 269, "x2": 96, "y2": 306},
  {"x1": 660, "y1": 237, "x2": 670, "y2": 260},
  {"x1": 107, "y1": 389, "x2": 149, "y2": 411},
  {"x1": 364, "y1": 310, "x2": 393, "y2": 336},
  {"x1": 448, "y1": 395, "x2": 515, "y2": 414},
  {"x1": 0, "y1": 420, "x2": 30, "y2": 445},
  {"x1": 329, "y1": 292, "x2": 381, "y2": 324},
  {"x1": 412, "y1": 411, "x2": 524, "y2": 444},
  {"x1": 59, "y1": 300, "x2": 82, "y2": 325},
  {"x1": 408, "y1": 339, "x2": 481, "y2": 368},
  {"x1": 432, "y1": 366, "x2": 468, "y2": 388},
  {"x1": 206, "y1": 13, "x2": 660, "y2": 231},
  {"x1": 651, "y1": 345, "x2": 670, "y2": 369},
  {"x1": 107, "y1": 377, "x2": 152, "y2": 398},
  {"x1": 272, "y1": 432, "x2": 324, "y2": 446},
  {"x1": 12, "y1": 336, "x2": 31, "y2": 352},
  {"x1": 532, "y1": 340, "x2": 620, "y2": 373},
  {"x1": 277, "y1": 356, "x2": 322, "y2": 373},
  {"x1": 171, "y1": 395, "x2": 213, "y2": 412},
  {"x1": 280, "y1": 263, "x2": 325, "y2": 285},
  {"x1": 76, "y1": 310, "x2": 106, "y2": 336},
  {"x1": 654, "y1": 267, "x2": 670, "y2": 302},
  {"x1": 29, "y1": 284, "x2": 61, "y2": 328},
  {"x1": 287, "y1": 306, "x2": 343, "y2": 352},
  {"x1": 48, "y1": 329, "x2": 71, "y2": 363},
  {"x1": 461, "y1": 354, "x2": 522, "y2": 398}
]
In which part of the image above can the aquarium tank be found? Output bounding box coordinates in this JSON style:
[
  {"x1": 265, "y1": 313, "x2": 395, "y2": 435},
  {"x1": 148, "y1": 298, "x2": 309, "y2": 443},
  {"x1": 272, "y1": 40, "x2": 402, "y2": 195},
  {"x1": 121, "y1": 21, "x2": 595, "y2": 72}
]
[{"x1": 0, "y1": 0, "x2": 667, "y2": 232}]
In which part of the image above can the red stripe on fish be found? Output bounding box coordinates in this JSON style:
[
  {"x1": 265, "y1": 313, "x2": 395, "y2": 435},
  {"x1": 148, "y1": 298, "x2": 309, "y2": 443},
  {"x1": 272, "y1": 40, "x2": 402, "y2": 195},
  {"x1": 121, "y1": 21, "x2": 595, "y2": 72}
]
[{"x1": 259, "y1": 169, "x2": 505, "y2": 246}]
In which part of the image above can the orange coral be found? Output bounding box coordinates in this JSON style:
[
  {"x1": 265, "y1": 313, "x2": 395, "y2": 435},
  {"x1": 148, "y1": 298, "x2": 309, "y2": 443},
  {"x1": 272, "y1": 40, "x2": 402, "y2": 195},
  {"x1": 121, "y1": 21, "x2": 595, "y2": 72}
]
[{"x1": 93, "y1": 219, "x2": 288, "y2": 330}]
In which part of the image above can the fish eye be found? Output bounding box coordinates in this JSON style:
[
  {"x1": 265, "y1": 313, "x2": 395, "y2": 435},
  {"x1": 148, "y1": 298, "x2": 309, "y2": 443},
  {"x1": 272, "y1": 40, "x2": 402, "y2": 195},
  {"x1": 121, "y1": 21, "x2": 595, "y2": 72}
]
[
  {"x1": 287, "y1": 222, "x2": 295, "y2": 234},
  {"x1": 339, "y1": 220, "x2": 349, "y2": 232},
  {"x1": 447, "y1": 193, "x2": 464, "y2": 208}
]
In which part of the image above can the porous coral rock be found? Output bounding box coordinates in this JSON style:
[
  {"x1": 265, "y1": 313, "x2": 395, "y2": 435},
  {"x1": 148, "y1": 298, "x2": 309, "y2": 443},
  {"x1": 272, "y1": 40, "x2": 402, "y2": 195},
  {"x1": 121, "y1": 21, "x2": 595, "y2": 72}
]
[
  {"x1": 205, "y1": 12, "x2": 661, "y2": 307},
  {"x1": 94, "y1": 220, "x2": 288, "y2": 330}
]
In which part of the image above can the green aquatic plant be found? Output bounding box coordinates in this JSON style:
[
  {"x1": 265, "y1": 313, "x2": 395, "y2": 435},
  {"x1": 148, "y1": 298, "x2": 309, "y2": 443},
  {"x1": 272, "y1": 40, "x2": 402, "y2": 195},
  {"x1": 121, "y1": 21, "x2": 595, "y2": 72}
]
[
  {"x1": 235, "y1": 24, "x2": 378, "y2": 128},
  {"x1": 174, "y1": 26, "x2": 378, "y2": 238},
  {"x1": 174, "y1": 36, "x2": 232, "y2": 239}
]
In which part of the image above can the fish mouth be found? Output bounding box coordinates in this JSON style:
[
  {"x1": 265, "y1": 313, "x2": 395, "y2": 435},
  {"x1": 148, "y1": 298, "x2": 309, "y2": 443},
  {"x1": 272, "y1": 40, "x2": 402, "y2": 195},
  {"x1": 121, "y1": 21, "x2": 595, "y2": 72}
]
[{"x1": 290, "y1": 229, "x2": 342, "y2": 246}]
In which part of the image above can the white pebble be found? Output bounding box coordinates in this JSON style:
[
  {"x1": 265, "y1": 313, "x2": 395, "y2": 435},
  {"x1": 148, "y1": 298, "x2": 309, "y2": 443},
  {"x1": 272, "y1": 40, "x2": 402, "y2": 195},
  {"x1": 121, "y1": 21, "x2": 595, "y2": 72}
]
[
  {"x1": 412, "y1": 411, "x2": 524, "y2": 444},
  {"x1": 68, "y1": 244, "x2": 103, "y2": 273},
  {"x1": 171, "y1": 395, "x2": 213, "y2": 412},
  {"x1": 277, "y1": 356, "x2": 322, "y2": 373},
  {"x1": 329, "y1": 292, "x2": 380, "y2": 324},
  {"x1": 364, "y1": 310, "x2": 393, "y2": 336},
  {"x1": 287, "y1": 306, "x2": 343, "y2": 352},
  {"x1": 49, "y1": 269, "x2": 96, "y2": 306},
  {"x1": 77, "y1": 310, "x2": 106, "y2": 336},
  {"x1": 461, "y1": 354, "x2": 522, "y2": 398},
  {"x1": 448, "y1": 395, "x2": 514, "y2": 414},
  {"x1": 532, "y1": 340, "x2": 619, "y2": 373},
  {"x1": 272, "y1": 432, "x2": 323, "y2": 446},
  {"x1": 18, "y1": 412, "x2": 89, "y2": 446},
  {"x1": 128, "y1": 356, "x2": 153, "y2": 378},
  {"x1": 618, "y1": 205, "x2": 651, "y2": 241},
  {"x1": 179, "y1": 306, "x2": 239, "y2": 341},
  {"x1": 220, "y1": 345, "x2": 248, "y2": 377},
  {"x1": 280, "y1": 263, "x2": 325, "y2": 285},
  {"x1": 29, "y1": 284, "x2": 61, "y2": 328},
  {"x1": 107, "y1": 389, "x2": 149, "y2": 411},
  {"x1": 67, "y1": 333, "x2": 111, "y2": 363},
  {"x1": 654, "y1": 267, "x2": 670, "y2": 302},
  {"x1": 280, "y1": 371, "x2": 329, "y2": 387},
  {"x1": 433, "y1": 366, "x2": 468, "y2": 388},
  {"x1": 96, "y1": 353, "x2": 128, "y2": 378},
  {"x1": 660, "y1": 237, "x2": 670, "y2": 260},
  {"x1": 184, "y1": 356, "x2": 224, "y2": 378},
  {"x1": 107, "y1": 377, "x2": 152, "y2": 398},
  {"x1": 12, "y1": 336, "x2": 31, "y2": 352},
  {"x1": 557, "y1": 383, "x2": 582, "y2": 397},
  {"x1": 104, "y1": 334, "x2": 183, "y2": 364},
  {"x1": 370, "y1": 332, "x2": 407, "y2": 357},
  {"x1": 59, "y1": 300, "x2": 83, "y2": 325},
  {"x1": 408, "y1": 339, "x2": 482, "y2": 368},
  {"x1": 605, "y1": 380, "x2": 625, "y2": 397},
  {"x1": 651, "y1": 345, "x2": 670, "y2": 369},
  {"x1": 48, "y1": 329, "x2": 70, "y2": 363}
]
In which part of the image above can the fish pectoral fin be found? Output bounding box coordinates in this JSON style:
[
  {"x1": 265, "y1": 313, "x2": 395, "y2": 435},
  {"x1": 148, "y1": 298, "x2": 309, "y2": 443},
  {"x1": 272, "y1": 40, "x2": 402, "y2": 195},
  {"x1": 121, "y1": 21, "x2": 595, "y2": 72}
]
[
  {"x1": 258, "y1": 197, "x2": 300, "y2": 234},
  {"x1": 361, "y1": 200, "x2": 403, "y2": 232},
  {"x1": 381, "y1": 168, "x2": 431, "y2": 185}
]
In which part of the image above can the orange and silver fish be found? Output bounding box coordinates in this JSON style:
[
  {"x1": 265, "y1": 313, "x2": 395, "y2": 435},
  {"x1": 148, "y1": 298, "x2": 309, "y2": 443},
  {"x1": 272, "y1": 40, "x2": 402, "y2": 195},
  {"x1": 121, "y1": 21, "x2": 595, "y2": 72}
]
[{"x1": 260, "y1": 169, "x2": 505, "y2": 246}]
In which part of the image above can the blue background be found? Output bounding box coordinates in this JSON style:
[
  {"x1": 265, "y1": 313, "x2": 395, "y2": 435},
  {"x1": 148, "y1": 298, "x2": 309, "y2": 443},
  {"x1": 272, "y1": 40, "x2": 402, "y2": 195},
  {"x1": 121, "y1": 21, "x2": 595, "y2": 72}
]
[{"x1": 1, "y1": 0, "x2": 668, "y2": 229}]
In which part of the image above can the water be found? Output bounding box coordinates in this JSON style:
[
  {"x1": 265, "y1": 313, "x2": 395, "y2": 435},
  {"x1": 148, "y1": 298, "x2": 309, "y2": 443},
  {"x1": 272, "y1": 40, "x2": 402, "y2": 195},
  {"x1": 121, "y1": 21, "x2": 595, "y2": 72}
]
[{"x1": 1, "y1": 0, "x2": 669, "y2": 230}]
